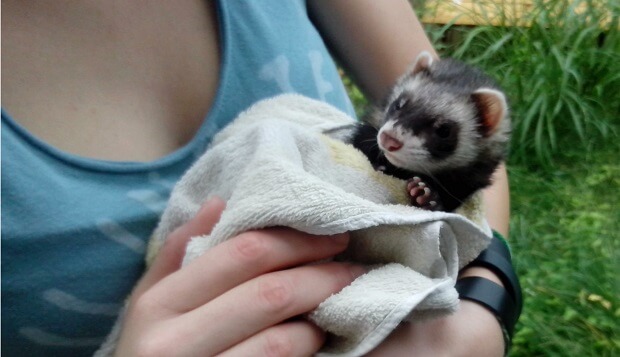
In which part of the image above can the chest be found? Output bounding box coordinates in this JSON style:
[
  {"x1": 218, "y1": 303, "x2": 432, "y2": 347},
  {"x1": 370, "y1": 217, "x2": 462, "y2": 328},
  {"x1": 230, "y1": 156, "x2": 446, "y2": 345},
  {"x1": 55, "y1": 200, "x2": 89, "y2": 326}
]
[{"x1": 1, "y1": 0, "x2": 219, "y2": 162}]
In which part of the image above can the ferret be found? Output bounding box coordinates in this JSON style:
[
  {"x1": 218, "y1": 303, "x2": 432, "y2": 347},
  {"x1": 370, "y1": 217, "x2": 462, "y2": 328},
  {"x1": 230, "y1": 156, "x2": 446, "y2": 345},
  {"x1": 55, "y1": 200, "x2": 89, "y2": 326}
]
[{"x1": 350, "y1": 52, "x2": 511, "y2": 212}]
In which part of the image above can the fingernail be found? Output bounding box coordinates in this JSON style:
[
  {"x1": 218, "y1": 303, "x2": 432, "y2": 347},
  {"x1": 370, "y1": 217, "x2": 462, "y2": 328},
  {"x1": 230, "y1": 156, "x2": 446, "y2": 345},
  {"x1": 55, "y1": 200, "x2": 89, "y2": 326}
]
[
  {"x1": 201, "y1": 196, "x2": 223, "y2": 208},
  {"x1": 194, "y1": 196, "x2": 226, "y2": 217}
]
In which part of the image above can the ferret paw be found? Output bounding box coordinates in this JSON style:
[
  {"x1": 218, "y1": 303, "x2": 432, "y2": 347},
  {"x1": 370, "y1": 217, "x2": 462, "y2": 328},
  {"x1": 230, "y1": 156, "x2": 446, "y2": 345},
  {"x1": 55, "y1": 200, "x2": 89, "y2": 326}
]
[{"x1": 407, "y1": 177, "x2": 443, "y2": 211}]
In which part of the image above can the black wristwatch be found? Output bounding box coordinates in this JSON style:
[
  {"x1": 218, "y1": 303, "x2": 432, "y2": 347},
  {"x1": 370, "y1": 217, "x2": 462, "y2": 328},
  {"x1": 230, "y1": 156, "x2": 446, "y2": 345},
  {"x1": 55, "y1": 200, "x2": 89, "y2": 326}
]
[{"x1": 456, "y1": 231, "x2": 523, "y2": 353}]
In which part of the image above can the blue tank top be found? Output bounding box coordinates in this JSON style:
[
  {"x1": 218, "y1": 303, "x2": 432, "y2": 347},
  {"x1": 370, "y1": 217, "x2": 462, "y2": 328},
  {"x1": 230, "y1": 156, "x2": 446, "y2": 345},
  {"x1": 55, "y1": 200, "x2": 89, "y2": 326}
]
[{"x1": 1, "y1": 1, "x2": 355, "y2": 355}]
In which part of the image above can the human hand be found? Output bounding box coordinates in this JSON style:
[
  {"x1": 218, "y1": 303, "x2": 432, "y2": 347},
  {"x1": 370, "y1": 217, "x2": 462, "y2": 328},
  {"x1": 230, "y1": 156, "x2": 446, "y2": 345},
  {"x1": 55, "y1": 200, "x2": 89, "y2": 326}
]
[
  {"x1": 115, "y1": 197, "x2": 364, "y2": 356},
  {"x1": 366, "y1": 266, "x2": 506, "y2": 357},
  {"x1": 364, "y1": 300, "x2": 504, "y2": 357}
]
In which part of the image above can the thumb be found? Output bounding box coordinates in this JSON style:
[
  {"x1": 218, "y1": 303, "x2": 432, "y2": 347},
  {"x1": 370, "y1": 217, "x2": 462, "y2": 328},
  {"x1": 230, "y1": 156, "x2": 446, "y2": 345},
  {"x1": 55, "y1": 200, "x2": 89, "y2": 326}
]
[{"x1": 133, "y1": 197, "x2": 226, "y2": 297}]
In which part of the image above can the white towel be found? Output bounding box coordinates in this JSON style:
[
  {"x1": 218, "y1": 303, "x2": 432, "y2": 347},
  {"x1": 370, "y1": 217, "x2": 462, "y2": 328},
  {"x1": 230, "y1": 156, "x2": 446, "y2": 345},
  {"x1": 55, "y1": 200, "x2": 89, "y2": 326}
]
[{"x1": 96, "y1": 94, "x2": 492, "y2": 357}]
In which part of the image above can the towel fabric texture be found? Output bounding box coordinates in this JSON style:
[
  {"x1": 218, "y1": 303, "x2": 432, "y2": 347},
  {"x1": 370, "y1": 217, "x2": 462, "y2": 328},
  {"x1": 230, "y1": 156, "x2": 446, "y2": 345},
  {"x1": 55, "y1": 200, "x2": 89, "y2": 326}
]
[{"x1": 141, "y1": 94, "x2": 493, "y2": 356}]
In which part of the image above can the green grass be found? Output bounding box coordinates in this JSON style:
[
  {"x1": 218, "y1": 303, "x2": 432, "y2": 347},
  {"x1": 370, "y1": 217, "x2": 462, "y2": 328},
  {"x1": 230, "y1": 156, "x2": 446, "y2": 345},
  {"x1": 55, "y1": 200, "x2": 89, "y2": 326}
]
[
  {"x1": 344, "y1": 0, "x2": 619, "y2": 354},
  {"x1": 508, "y1": 137, "x2": 619, "y2": 356}
]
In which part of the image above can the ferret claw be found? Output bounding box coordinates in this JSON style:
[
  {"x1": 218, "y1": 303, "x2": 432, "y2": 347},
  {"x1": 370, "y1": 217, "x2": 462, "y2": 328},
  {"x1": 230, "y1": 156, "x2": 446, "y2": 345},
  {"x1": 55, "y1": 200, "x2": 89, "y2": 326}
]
[{"x1": 407, "y1": 177, "x2": 442, "y2": 211}]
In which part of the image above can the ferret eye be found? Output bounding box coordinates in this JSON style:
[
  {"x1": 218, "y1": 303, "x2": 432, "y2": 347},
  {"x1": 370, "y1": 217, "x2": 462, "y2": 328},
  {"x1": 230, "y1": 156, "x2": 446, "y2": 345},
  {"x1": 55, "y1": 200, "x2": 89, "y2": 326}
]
[
  {"x1": 435, "y1": 124, "x2": 452, "y2": 138},
  {"x1": 391, "y1": 97, "x2": 408, "y2": 112}
]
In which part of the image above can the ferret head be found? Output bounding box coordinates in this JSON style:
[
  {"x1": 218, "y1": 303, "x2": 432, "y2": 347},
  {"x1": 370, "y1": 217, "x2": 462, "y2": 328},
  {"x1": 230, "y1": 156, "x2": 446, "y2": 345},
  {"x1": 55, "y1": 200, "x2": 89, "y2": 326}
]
[{"x1": 376, "y1": 52, "x2": 511, "y2": 174}]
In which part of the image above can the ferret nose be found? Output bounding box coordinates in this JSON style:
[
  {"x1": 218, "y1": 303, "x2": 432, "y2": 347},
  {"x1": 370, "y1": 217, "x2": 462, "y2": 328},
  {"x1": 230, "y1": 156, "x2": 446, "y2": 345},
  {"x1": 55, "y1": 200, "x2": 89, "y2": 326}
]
[{"x1": 380, "y1": 132, "x2": 403, "y2": 152}]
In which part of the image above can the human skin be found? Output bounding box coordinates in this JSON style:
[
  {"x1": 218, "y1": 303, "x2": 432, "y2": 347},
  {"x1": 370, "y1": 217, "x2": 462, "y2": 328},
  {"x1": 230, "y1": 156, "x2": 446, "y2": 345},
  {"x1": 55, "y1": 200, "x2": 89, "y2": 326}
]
[
  {"x1": 3, "y1": 0, "x2": 508, "y2": 355},
  {"x1": 115, "y1": 198, "x2": 368, "y2": 356}
]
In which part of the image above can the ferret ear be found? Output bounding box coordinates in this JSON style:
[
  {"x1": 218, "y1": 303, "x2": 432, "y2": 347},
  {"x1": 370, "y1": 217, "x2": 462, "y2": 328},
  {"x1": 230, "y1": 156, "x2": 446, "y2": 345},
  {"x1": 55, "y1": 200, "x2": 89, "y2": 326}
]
[
  {"x1": 409, "y1": 51, "x2": 434, "y2": 76},
  {"x1": 472, "y1": 88, "x2": 507, "y2": 135}
]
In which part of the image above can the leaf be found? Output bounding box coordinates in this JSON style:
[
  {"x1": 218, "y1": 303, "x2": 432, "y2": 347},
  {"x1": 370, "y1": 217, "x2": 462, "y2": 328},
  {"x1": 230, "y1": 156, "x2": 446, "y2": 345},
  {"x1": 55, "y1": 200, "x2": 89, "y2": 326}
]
[{"x1": 563, "y1": 307, "x2": 579, "y2": 321}]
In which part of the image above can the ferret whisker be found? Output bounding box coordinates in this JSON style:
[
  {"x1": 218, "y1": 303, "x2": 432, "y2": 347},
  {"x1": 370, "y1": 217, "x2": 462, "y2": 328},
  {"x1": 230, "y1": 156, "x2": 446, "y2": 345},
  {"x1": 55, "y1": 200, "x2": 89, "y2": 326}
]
[
  {"x1": 359, "y1": 138, "x2": 379, "y2": 146},
  {"x1": 419, "y1": 169, "x2": 465, "y2": 206},
  {"x1": 348, "y1": 53, "x2": 510, "y2": 212}
]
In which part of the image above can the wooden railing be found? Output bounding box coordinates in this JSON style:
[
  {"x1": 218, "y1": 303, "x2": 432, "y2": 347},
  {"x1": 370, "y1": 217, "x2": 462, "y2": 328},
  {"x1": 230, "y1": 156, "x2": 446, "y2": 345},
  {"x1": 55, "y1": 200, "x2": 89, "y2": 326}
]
[{"x1": 419, "y1": 0, "x2": 615, "y2": 27}]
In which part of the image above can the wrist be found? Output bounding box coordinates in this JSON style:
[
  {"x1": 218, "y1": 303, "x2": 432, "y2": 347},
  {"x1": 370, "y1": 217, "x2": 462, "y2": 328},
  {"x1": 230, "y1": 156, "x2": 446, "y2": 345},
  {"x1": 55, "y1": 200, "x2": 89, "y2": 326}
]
[
  {"x1": 456, "y1": 231, "x2": 522, "y2": 354},
  {"x1": 456, "y1": 277, "x2": 515, "y2": 355},
  {"x1": 458, "y1": 299, "x2": 506, "y2": 356},
  {"x1": 458, "y1": 266, "x2": 504, "y2": 287}
]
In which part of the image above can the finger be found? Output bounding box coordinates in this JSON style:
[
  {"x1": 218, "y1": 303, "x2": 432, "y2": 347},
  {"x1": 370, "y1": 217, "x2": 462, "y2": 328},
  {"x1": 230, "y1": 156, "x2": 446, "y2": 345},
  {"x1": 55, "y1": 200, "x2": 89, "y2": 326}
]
[
  {"x1": 134, "y1": 197, "x2": 226, "y2": 297},
  {"x1": 168, "y1": 262, "x2": 365, "y2": 355},
  {"x1": 149, "y1": 228, "x2": 350, "y2": 312},
  {"x1": 216, "y1": 320, "x2": 325, "y2": 357}
]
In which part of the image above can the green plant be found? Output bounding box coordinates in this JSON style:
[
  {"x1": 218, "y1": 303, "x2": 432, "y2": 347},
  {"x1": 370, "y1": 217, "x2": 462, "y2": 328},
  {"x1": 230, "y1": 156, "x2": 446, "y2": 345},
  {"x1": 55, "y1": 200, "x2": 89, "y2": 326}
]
[
  {"x1": 507, "y1": 137, "x2": 619, "y2": 356},
  {"x1": 423, "y1": 0, "x2": 620, "y2": 166}
]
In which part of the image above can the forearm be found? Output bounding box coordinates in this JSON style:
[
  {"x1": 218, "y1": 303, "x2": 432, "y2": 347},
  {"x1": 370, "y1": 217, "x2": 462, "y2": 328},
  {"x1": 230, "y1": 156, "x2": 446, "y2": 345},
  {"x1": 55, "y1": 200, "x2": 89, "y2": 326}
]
[
  {"x1": 483, "y1": 163, "x2": 510, "y2": 238},
  {"x1": 461, "y1": 163, "x2": 511, "y2": 285},
  {"x1": 458, "y1": 164, "x2": 513, "y2": 355},
  {"x1": 308, "y1": 0, "x2": 437, "y2": 103}
]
